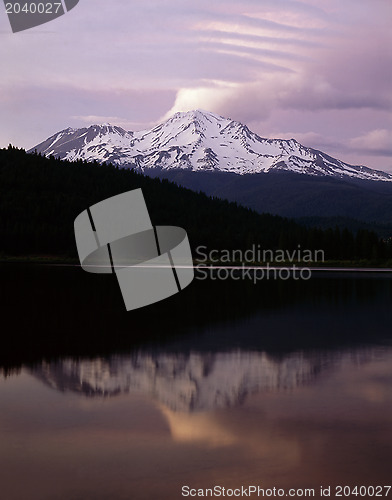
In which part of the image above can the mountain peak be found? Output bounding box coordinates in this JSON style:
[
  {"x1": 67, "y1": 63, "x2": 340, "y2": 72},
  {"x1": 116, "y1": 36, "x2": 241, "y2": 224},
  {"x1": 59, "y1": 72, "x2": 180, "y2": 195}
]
[
  {"x1": 88, "y1": 123, "x2": 128, "y2": 134},
  {"x1": 171, "y1": 109, "x2": 228, "y2": 121},
  {"x1": 165, "y1": 110, "x2": 231, "y2": 135},
  {"x1": 28, "y1": 111, "x2": 392, "y2": 181}
]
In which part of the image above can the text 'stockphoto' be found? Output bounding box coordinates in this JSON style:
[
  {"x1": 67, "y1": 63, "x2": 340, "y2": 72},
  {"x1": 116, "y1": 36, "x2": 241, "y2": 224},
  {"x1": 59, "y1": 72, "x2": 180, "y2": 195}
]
[{"x1": 1, "y1": 1, "x2": 392, "y2": 500}]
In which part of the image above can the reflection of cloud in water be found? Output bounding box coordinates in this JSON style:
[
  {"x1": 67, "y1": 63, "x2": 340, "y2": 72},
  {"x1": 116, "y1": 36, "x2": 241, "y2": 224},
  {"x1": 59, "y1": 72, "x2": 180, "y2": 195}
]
[
  {"x1": 159, "y1": 403, "x2": 303, "y2": 462},
  {"x1": 29, "y1": 348, "x2": 385, "y2": 412}
]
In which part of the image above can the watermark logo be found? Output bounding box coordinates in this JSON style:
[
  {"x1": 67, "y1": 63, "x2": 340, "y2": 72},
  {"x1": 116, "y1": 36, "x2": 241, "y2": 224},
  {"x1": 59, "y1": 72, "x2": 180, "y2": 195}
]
[
  {"x1": 195, "y1": 245, "x2": 325, "y2": 283},
  {"x1": 74, "y1": 189, "x2": 194, "y2": 311},
  {"x1": 4, "y1": 0, "x2": 79, "y2": 33}
]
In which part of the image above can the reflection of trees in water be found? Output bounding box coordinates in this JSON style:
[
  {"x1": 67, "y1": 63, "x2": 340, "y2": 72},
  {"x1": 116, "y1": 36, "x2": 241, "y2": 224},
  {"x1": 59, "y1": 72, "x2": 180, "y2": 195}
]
[
  {"x1": 0, "y1": 366, "x2": 22, "y2": 379},
  {"x1": 1, "y1": 265, "x2": 392, "y2": 369}
]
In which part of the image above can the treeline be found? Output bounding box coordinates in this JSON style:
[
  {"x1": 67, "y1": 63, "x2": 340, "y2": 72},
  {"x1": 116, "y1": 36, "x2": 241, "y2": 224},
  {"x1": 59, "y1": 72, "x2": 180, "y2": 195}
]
[{"x1": 0, "y1": 146, "x2": 391, "y2": 262}]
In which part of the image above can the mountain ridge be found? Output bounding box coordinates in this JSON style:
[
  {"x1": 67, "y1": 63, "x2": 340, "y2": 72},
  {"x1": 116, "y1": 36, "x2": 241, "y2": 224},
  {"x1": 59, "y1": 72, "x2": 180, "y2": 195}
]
[{"x1": 29, "y1": 110, "x2": 392, "y2": 182}]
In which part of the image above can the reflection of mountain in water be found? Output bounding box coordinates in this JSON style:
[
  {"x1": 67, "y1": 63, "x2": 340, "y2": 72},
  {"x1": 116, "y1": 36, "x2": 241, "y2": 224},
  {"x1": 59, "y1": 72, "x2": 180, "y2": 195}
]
[{"x1": 29, "y1": 349, "x2": 381, "y2": 412}]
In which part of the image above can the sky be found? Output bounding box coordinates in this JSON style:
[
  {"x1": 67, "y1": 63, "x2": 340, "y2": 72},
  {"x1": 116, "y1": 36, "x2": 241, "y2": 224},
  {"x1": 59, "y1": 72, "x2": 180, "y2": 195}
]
[{"x1": 1, "y1": 0, "x2": 391, "y2": 172}]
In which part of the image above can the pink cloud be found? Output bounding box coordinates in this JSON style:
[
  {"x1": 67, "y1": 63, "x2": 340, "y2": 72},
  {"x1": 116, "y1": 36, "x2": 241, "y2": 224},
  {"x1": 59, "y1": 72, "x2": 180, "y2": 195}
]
[{"x1": 349, "y1": 130, "x2": 392, "y2": 156}]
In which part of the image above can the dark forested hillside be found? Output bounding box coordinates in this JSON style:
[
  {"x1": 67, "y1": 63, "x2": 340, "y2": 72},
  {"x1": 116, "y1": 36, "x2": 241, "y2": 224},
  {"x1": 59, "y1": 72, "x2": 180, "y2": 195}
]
[
  {"x1": 0, "y1": 146, "x2": 391, "y2": 263},
  {"x1": 143, "y1": 168, "x2": 392, "y2": 225}
]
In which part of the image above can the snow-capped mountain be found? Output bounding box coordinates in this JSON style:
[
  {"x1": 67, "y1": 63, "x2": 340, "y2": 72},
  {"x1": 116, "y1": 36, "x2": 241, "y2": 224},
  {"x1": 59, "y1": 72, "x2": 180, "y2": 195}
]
[{"x1": 29, "y1": 110, "x2": 392, "y2": 182}]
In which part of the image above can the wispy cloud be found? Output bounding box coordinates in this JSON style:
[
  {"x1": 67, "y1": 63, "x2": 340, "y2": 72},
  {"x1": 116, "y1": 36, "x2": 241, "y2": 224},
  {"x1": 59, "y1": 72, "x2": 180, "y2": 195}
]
[{"x1": 349, "y1": 130, "x2": 392, "y2": 157}]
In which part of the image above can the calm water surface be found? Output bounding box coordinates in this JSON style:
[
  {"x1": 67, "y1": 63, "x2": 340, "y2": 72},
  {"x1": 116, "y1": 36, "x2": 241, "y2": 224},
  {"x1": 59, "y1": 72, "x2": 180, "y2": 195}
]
[{"x1": 1, "y1": 265, "x2": 392, "y2": 500}]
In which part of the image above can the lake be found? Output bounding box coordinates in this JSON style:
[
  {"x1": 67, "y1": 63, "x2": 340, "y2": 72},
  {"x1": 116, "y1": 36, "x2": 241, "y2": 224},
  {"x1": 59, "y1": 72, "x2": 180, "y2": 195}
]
[{"x1": 1, "y1": 264, "x2": 392, "y2": 499}]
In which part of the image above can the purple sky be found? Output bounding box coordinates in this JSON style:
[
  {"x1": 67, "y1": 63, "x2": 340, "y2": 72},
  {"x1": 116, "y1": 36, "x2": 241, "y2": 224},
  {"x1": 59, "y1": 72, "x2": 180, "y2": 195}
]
[{"x1": 1, "y1": 0, "x2": 391, "y2": 171}]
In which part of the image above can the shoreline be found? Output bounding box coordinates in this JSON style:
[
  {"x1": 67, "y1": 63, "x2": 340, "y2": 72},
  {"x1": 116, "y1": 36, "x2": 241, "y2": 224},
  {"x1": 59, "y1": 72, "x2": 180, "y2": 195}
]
[{"x1": 1, "y1": 256, "x2": 391, "y2": 273}]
